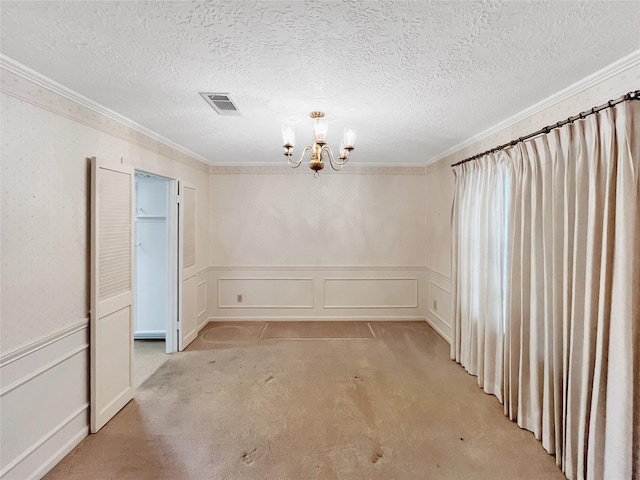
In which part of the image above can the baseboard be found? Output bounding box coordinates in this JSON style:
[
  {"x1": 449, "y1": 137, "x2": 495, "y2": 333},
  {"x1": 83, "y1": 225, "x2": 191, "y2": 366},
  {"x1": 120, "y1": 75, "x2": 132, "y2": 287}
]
[
  {"x1": 197, "y1": 319, "x2": 211, "y2": 333},
  {"x1": 203, "y1": 316, "x2": 451, "y2": 347},
  {"x1": 133, "y1": 331, "x2": 165, "y2": 340},
  {"x1": 425, "y1": 313, "x2": 451, "y2": 344},
  {"x1": 207, "y1": 315, "x2": 427, "y2": 322},
  {"x1": 30, "y1": 424, "x2": 88, "y2": 480},
  {"x1": 1, "y1": 406, "x2": 88, "y2": 480},
  {"x1": 182, "y1": 329, "x2": 198, "y2": 347}
]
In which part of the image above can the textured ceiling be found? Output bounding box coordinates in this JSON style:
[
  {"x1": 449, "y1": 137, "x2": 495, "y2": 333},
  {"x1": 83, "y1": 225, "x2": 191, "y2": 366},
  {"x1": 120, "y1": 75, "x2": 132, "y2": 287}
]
[{"x1": 1, "y1": 1, "x2": 639, "y2": 166}]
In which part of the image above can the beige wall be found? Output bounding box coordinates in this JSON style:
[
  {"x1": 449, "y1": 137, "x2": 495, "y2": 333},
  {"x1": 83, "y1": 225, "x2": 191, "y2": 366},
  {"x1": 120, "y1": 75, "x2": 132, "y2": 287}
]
[
  {"x1": 0, "y1": 67, "x2": 210, "y2": 479},
  {"x1": 423, "y1": 62, "x2": 640, "y2": 341},
  {"x1": 208, "y1": 167, "x2": 428, "y2": 321},
  {"x1": 424, "y1": 164, "x2": 455, "y2": 278},
  {"x1": 210, "y1": 168, "x2": 426, "y2": 267}
]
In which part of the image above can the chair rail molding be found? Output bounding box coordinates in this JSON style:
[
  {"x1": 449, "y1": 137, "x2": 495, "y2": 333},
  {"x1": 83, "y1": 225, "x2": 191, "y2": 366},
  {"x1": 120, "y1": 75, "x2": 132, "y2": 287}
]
[
  {"x1": 0, "y1": 319, "x2": 90, "y2": 480},
  {"x1": 208, "y1": 264, "x2": 427, "y2": 272}
]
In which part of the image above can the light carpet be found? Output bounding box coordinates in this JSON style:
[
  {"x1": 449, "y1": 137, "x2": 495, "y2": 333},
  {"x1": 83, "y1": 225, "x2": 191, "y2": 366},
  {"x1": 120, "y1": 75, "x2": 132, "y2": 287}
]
[
  {"x1": 44, "y1": 321, "x2": 564, "y2": 480},
  {"x1": 134, "y1": 339, "x2": 169, "y2": 388}
]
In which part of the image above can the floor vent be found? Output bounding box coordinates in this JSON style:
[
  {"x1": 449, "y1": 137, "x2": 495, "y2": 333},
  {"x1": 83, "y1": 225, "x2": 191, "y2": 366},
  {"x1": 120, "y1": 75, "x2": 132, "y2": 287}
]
[{"x1": 199, "y1": 92, "x2": 242, "y2": 116}]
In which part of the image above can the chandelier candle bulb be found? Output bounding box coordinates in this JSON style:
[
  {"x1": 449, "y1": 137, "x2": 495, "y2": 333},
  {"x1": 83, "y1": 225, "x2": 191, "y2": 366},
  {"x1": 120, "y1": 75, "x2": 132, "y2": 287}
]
[
  {"x1": 282, "y1": 122, "x2": 296, "y2": 147},
  {"x1": 339, "y1": 139, "x2": 348, "y2": 160},
  {"x1": 343, "y1": 126, "x2": 357, "y2": 148},
  {"x1": 312, "y1": 112, "x2": 329, "y2": 144}
]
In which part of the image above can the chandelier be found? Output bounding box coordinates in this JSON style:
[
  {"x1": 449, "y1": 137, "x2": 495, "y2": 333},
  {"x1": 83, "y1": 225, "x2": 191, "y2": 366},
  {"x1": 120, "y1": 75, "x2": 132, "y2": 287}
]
[{"x1": 282, "y1": 112, "x2": 356, "y2": 176}]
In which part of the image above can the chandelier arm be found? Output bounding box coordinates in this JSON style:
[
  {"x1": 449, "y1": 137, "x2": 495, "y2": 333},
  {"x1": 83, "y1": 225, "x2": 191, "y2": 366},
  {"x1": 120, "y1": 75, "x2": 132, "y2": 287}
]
[
  {"x1": 287, "y1": 145, "x2": 312, "y2": 168},
  {"x1": 287, "y1": 155, "x2": 301, "y2": 168},
  {"x1": 323, "y1": 145, "x2": 349, "y2": 171},
  {"x1": 332, "y1": 155, "x2": 350, "y2": 167}
]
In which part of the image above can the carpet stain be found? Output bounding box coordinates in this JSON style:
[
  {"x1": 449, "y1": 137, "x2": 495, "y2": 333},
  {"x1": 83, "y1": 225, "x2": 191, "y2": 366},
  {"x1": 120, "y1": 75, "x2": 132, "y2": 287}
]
[
  {"x1": 242, "y1": 448, "x2": 257, "y2": 465},
  {"x1": 371, "y1": 438, "x2": 384, "y2": 464},
  {"x1": 348, "y1": 376, "x2": 376, "y2": 428},
  {"x1": 372, "y1": 449, "x2": 384, "y2": 464}
]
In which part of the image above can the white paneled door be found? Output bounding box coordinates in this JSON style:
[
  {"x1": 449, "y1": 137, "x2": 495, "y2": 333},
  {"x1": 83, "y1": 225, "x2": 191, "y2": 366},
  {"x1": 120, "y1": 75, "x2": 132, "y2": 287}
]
[
  {"x1": 90, "y1": 157, "x2": 134, "y2": 433},
  {"x1": 178, "y1": 181, "x2": 198, "y2": 351}
]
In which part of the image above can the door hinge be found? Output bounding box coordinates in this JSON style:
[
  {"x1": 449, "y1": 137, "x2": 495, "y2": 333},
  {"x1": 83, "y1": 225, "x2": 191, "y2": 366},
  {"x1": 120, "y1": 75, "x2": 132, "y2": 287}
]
[{"x1": 176, "y1": 194, "x2": 182, "y2": 204}]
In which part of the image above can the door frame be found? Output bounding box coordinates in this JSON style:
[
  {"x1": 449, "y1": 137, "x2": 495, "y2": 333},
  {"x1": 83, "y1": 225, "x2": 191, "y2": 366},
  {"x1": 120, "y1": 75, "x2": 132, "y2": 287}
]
[{"x1": 134, "y1": 169, "x2": 180, "y2": 354}]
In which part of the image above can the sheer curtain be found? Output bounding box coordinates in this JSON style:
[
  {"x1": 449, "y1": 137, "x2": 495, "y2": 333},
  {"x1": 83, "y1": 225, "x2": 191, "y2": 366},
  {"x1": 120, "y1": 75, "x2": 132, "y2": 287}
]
[
  {"x1": 451, "y1": 99, "x2": 639, "y2": 480},
  {"x1": 451, "y1": 154, "x2": 507, "y2": 400}
]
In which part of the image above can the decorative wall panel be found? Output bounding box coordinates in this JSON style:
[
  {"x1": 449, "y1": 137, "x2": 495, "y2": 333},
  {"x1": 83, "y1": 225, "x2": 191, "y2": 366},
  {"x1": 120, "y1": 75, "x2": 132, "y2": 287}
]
[
  {"x1": 425, "y1": 269, "x2": 452, "y2": 343},
  {"x1": 183, "y1": 185, "x2": 196, "y2": 268},
  {"x1": 209, "y1": 268, "x2": 427, "y2": 322},
  {"x1": 324, "y1": 278, "x2": 418, "y2": 309},
  {"x1": 197, "y1": 280, "x2": 207, "y2": 318},
  {"x1": 218, "y1": 278, "x2": 314, "y2": 309}
]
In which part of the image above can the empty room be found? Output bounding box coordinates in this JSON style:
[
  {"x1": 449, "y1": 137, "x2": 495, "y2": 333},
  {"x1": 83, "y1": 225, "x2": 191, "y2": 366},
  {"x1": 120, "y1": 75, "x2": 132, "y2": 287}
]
[{"x1": 0, "y1": 1, "x2": 638, "y2": 479}]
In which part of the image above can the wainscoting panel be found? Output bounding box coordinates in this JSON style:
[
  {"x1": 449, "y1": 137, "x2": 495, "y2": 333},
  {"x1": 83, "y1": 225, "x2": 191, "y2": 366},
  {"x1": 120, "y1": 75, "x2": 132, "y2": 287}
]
[
  {"x1": 218, "y1": 277, "x2": 314, "y2": 309},
  {"x1": 196, "y1": 270, "x2": 208, "y2": 331},
  {"x1": 0, "y1": 320, "x2": 89, "y2": 480},
  {"x1": 197, "y1": 281, "x2": 207, "y2": 317},
  {"x1": 324, "y1": 278, "x2": 418, "y2": 309},
  {"x1": 425, "y1": 268, "x2": 452, "y2": 343},
  {"x1": 209, "y1": 267, "x2": 427, "y2": 321}
]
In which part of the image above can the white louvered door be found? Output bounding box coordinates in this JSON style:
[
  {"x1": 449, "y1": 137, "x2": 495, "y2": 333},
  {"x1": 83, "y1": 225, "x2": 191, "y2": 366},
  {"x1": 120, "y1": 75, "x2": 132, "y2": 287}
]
[
  {"x1": 178, "y1": 181, "x2": 198, "y2": 351},
  {"x1": 90, "y1": 157, "x2": 134, "y2": 433}
]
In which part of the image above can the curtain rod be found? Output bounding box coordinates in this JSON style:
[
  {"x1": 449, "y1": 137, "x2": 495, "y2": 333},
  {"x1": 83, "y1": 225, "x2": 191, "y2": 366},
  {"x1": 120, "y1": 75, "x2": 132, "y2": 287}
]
[{"x1": 451, "y1": 89, "x2": 640, "y2": 168}]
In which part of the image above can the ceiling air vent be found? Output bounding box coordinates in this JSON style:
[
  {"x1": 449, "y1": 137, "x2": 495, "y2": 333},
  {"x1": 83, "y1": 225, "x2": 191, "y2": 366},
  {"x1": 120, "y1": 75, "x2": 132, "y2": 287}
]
[{"x1": 199, "y1": 92, "x2": 242, "y2": 116}]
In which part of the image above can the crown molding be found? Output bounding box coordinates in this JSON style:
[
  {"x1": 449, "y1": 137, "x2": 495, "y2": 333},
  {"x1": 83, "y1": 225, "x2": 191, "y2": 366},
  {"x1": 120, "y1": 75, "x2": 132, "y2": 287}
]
[
  {"x1": 5, "y1": 49, "x2": 637, "y2": 172},
  {"x1": 209, "y1": 164, "x2": 426, "y2": 175},
  {"x1": 0, "y1": 55, "x2": 425, "y2": 171},
  {"x1": 426, "y1": 48, "x2": 640, "y2": 166},
  {"x1": 0, "y1": 54, "x2": 212, "y2": 166}
]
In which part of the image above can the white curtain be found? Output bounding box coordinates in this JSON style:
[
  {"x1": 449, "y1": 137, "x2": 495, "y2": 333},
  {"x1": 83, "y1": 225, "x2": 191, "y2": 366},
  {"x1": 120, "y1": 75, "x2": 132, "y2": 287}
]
[
  {"x1": 451, "y1": 99, "x2": 639, "y2": 480},
  {"x1": 451, "y1": 154, "x2": 507, "y2": 400}
]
